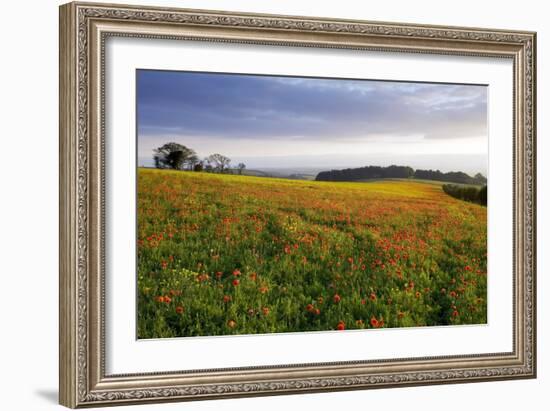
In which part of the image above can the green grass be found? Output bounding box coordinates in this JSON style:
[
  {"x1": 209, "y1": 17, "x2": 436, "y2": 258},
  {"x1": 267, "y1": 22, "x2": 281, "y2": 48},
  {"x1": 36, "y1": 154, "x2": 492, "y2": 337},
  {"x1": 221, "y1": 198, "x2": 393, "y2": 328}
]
[{"x1": 137, "y1": 168, "x2": 487, "y2": 338}]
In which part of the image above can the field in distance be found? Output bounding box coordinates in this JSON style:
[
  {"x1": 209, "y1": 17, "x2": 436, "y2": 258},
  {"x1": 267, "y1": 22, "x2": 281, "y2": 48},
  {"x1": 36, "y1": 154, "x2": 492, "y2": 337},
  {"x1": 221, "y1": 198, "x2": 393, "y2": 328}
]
[{"x1": 137, "y1": 168, "x2": 487, "y2": 338}]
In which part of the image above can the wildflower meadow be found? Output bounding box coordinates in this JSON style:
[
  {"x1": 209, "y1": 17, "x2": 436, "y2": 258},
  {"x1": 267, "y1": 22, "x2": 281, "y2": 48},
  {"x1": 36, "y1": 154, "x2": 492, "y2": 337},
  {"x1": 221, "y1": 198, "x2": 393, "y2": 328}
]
[{"x1": 137, "y1": 168, "x2": 487, "y2": 338}]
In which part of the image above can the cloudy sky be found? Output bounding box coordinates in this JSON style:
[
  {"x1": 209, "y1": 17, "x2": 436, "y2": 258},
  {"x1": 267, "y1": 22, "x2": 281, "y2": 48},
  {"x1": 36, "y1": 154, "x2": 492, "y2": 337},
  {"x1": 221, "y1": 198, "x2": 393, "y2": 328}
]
[{"x1": 137, "y1": 70, "x2": 488, "y2": 175}]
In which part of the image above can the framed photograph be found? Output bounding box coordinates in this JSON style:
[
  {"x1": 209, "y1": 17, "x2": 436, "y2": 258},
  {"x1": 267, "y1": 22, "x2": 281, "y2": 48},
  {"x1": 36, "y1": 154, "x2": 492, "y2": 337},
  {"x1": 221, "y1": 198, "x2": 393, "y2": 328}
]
[{"x1": 59, "y1": 2, "x2": 537, "y2": 407}]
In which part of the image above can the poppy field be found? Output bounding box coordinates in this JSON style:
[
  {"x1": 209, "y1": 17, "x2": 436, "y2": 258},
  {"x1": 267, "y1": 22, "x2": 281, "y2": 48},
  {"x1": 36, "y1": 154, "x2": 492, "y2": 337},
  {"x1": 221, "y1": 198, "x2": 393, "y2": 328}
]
[{"x1": 137, "y1": 168, "x2": 487, "y2": 338}]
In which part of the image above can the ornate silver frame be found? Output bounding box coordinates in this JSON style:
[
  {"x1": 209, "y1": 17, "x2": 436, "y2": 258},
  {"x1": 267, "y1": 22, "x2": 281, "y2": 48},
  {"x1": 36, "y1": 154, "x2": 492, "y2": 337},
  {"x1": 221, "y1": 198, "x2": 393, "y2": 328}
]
[{"x1": 59, "y1": 2, "x2": 536, "y2": 408}]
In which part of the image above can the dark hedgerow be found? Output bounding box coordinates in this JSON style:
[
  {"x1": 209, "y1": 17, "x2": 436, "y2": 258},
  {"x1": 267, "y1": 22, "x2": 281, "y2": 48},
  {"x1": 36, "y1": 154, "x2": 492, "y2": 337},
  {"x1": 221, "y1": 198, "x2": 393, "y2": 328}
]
[{"x1": 442, "y1": 184, "x2": 487, "y2": 206}]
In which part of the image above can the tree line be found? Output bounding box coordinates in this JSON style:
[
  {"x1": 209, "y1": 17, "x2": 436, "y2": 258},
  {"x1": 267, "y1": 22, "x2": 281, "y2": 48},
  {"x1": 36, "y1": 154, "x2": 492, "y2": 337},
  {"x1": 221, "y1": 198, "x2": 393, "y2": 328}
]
[
  {"x1": 315, "y1": 165, "x2": 487, "y2": 185},
  {"x1": 153, "y1": 142, "x2": 246, "y2": 174},
  {"x1": 315, "y1": 165, "x2": 414, "y2": 182},
  {"x1": 442, "y1": 184, "x2": 487, "y2": 206},
  {"x1": 414, "y1": 169, "x2": 487, "y2": 185}
]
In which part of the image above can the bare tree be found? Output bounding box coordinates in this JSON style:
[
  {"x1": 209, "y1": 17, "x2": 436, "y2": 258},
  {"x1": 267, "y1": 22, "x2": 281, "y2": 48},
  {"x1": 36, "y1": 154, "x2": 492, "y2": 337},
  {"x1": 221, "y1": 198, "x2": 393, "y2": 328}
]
[
  {"x1": 186, "y1": 153, "x2": 200, "y2": 170},
  {"x1": 203, "y1": 157, "x2": 214, "y2": 172},
  {"x1": 237, "y1": 163, "x2": 246, "y2": 175},
  {"x1": 207, "y1": 153, "x2": 231, "y2": 173}
]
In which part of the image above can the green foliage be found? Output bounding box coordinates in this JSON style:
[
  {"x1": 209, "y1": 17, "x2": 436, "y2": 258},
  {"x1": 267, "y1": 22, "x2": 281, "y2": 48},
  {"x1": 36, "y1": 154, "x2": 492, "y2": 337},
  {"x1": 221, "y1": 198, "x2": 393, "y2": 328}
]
[
  {"x1": 442, "y1": 184, "x2": 487, "y2": 206},
  {"x1": 137, "y1": 169, "x2": 487, "y2": 338},
  {"x1": 153, "y1": 142, "x2": 198, "y2": 170},
  {"x1": 414, "y1": 169, "x2": 484, "y2": 185},
  {"x1": 316, "y1": 165, "x2": 486, "y2": 186},
  {"x1": 478, "y1": 185, "x2": 487, "y2": 205},
  {"x1": 316, "y1": 165, "x2": 414, "y2": 181}
]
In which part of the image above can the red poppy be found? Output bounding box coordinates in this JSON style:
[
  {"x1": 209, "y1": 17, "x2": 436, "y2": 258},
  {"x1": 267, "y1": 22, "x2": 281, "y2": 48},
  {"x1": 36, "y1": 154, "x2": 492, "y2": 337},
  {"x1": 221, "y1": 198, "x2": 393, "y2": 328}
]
[
  {"x1": 369, "y1": 292, "x2": 377, "y2": 301},
  {"x1": 197, "y1": 274, "x2": 209, "y2": 282},
  {"x1": 155, "y1": 296, "x2": 165, "y2": 303},
  {"x1": 164, "y1": 296, "x2": 172, "y2": 304},
  {"x1": 314, "y1": 308, "x2": 321, "y2": 315},
  {"x1": 232, "y1": 269, "x2": 241, "y2": 277},
  {"x1": 370, "y1": 317, "x2": 379, "y2": 328},
  {"x1": 333, "y1": 294, "x2": 341, "y2": 304},
  {"x1": 450, "y1": 291, "x2": 457, "y2": 298},
  {"x1": 232, "y1": 279, "x2": 240, "y2": 286},
  {"x1": 176, "y1": 306, "x2": 184, "y2": 314},
  {"x1": 452, "y1": 310, "x2": 459, "y2": 317},
  {"x1": 227, "y1": 320, "x2": 236, "y2": 328},
  {"x1": 223, "y1": 295, "x2": 232, "y2": 303},
  {"x1": 336, "y1": 321, "x2": 345, "y2": 331},
  {"x1": 306, "y1": 303, "x2": 314, "y2": 312},
  {"x1": 215, "y1": 271, "x2": 223, "y2": 279}
]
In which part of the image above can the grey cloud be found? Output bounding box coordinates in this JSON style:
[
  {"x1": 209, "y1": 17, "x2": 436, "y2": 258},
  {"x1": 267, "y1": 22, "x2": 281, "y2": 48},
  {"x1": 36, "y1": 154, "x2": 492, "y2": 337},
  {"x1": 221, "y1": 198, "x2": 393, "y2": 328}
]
[{"x1": 137, "y1": 70, "x2": 487, "y2": 142}]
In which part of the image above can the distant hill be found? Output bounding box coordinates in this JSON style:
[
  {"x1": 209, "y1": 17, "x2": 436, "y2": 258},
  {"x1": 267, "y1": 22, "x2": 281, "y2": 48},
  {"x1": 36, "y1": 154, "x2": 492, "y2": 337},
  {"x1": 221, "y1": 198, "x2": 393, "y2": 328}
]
[
  {"x1": 240, "y1": 169, "x2": 273, "y2": 177},
  {"x1": 315, "y1": 165, "x2": 486, "y2": 185},
  {"x1": 287, "y1": 173, "x2": 316, "y2": 181}
]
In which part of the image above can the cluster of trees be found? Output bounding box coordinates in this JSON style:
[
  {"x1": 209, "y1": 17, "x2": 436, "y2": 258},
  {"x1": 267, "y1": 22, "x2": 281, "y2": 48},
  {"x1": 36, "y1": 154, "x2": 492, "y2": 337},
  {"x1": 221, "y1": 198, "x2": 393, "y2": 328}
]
[
  {"x1": 315, "y1": 165, "x2": 487, "y2": 186},
  {"x1": 414, "y1": 169, "x2": 487, "y2": 185},
  {"x1": 442, "y1": 184, "x2": 487, "y2": 206},
  {"x1": 315, "y1": 165, "x2": 414, "y2": 182},
  {"x1": 153, "y1": 142, "x2": 246, "y2": 174}
]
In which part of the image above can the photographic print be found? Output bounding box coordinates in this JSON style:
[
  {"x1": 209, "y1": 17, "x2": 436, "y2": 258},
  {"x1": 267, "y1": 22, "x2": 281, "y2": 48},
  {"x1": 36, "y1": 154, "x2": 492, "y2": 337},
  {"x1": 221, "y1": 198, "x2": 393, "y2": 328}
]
[
  {"x1": 136, "y1": 70, "x2": 488, "y2": 339},
  {"x1": 60, "y1": 4, "x2": 536, "y2": 405}
]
